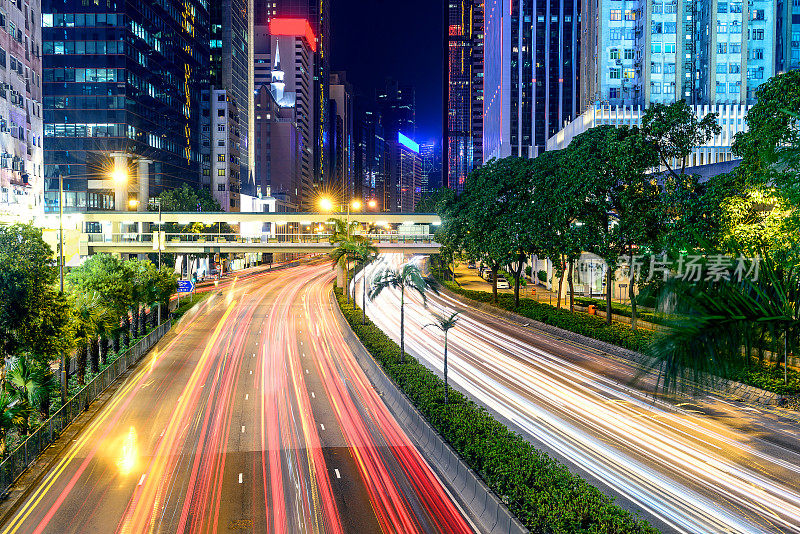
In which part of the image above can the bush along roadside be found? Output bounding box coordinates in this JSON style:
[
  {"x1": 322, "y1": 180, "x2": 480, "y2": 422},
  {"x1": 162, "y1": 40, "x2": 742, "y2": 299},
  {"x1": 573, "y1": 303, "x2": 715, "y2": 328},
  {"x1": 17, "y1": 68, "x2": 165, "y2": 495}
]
[{"x1": 333, "y1": 286, "x2": 657, "y2": 534}]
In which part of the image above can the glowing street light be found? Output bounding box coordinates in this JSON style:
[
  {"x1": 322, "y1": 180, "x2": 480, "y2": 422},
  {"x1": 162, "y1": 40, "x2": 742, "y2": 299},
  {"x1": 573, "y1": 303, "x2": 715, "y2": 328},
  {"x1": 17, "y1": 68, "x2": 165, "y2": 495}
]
[
  {"x1": 111, "y1": 168, "x2": 128, "y2": 185},
  {"x1": 350, "y1": 199, "x2": 362, "y2": 211},
  {"x1": 319, "y1": 196, "x2": 334, "y2": 212}
]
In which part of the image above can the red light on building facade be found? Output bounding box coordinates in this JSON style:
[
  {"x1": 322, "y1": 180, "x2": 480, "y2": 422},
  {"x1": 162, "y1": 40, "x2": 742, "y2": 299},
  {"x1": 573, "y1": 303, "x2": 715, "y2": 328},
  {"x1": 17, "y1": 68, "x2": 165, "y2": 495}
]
[{"x1": 269, "y1": 19, "x2": 317, "y2": 52}]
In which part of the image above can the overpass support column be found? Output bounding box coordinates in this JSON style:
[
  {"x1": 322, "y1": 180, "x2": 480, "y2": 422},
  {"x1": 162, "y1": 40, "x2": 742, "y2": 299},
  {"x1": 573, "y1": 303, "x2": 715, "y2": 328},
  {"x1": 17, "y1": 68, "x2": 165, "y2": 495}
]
[
  {"x1": 137, "y1": 159, "x2": 152, "y2": 257},
  {"x1": 335, "y1": 262, "x2": 346, "y2": 290}
]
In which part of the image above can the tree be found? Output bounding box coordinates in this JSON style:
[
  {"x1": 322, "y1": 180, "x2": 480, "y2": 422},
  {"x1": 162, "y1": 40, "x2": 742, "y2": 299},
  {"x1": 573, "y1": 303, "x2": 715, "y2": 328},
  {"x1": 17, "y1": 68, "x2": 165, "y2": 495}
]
[
  {"x1": 641, "y1": 251, "x2": 799, "y2": 394},
  {"x1": 353, "y1": 242, "x2": 379, "y2": 324},
  {"x1": 70, "y1": 291, "x2": 116, "y2": 386},
  {"x1": 66, "y1": 254, "x2": 133, "y2": 352},
  {"x1": 329, "y1": 240, "x2": 360, "y2": 305},
  {"x1": 533, "y1": 150, "x2": 589, "y2": 312},
  {"x1": 641, "y1": 100, "x2": 721, "y2": 179},
  {"x1": 7, "y1": 356, "x2": 54, "y2": 431},
  {"x1": 415, "y1": 188, "x2": 455, "y2": 214},
  {"x1": 0, "y1": 224, "x2": 68, "y2": 364},
  {"x1": 370, "y1": 263, "x2": 432, "y2": 364},
  {"x1": 423, "y1": 312, "x2": 459, "y2": 404},
  {"x1": 0, "y1": 394, "x2": 17, "y2": 457},
  {"x1": 568, "y1": 125, "x2": 661, "y2": 327},
  {"x1": 451, "y1": 158, "x2": 536, "y2": 304}
]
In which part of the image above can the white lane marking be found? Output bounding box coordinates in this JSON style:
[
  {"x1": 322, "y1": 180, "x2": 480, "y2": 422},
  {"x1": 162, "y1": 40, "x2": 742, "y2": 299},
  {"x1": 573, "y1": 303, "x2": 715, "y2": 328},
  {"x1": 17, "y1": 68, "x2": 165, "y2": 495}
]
[
  {"x1": 138, "y1": 475, "x2": 146, "y2": 486},
  {"x1": 250, "y1": 370, "x2": 253, "y2": 375},
  {"x1": 303, "y1": 353, "x2": 306, "y2": 357},
  {"x1": 160, "y1": 430, "x2": 165, "y2": 437},
  {"x1": 238, "y1": 473, "x2": 243, "y2": 484},
  {"x1": 311, "y1": 392, "x2": 315, "y2": 399},
  {"x1": 241, "y1": 425, "x2": 246, "y2": 433},
  {"x1": 245, "y1": 394, "x2": 249, "y2": 400},
  {"x1": 334, "y1": 469, "x2": 341, "y2": 479},
  {"x1": 305, "y1": 369, "x2": 309, "y2": 374},
  {"x1": 320, "y1": 424, "x2": 325, "y2": 431}
]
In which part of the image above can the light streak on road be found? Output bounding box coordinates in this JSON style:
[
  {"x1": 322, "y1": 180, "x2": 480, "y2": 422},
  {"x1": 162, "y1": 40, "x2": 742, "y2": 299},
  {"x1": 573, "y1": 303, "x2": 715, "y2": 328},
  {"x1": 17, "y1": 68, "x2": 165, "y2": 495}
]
[
  {"x1": 359, "y1": 254, "x2": 800, "y2": 534},
  {"x1": 1, "y1": 262, "x2": 472, "y2": 534}
]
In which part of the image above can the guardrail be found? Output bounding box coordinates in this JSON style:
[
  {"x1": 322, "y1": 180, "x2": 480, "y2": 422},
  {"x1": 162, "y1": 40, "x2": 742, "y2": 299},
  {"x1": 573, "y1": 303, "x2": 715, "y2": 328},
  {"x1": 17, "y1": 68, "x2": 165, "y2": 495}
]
[{"x1": 0, "y1": 321, "x2": 170, "y2": 497}]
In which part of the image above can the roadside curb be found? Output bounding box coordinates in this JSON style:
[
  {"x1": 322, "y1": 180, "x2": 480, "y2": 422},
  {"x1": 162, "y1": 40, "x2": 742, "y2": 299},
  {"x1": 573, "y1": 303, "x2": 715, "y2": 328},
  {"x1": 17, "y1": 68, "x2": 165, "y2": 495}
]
[
  {"x1": 436, "y1": 282, "x2": 790, "y2": 408},
  {"x1": 328, "y1": 287, "x2": 528, "y2": 534}
]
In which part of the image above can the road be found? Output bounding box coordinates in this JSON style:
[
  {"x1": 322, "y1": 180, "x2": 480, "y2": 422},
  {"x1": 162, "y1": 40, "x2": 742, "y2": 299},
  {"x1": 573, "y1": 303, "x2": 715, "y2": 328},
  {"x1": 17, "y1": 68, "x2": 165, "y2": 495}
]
[
  {"x1": 360, "y1": 254, "x2": 800, "y2": 534},
  {"x1": 1, "y1": 263, "x2": 472, "y2": 534}
]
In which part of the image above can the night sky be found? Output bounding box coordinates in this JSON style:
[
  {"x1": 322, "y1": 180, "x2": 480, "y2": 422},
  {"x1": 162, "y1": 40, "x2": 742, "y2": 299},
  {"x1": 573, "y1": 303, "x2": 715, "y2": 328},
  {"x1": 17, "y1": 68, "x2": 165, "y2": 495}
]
[{"x1": 331, "y1": 0, "x2": 443, "y2": 146}]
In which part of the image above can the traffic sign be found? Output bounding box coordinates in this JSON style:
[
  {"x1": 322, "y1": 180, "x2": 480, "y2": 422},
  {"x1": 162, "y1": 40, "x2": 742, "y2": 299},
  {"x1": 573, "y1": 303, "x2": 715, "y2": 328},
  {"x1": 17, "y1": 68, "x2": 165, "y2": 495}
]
[{"x1": 177, "y1": 280, "x2": 195, "y2": 293}]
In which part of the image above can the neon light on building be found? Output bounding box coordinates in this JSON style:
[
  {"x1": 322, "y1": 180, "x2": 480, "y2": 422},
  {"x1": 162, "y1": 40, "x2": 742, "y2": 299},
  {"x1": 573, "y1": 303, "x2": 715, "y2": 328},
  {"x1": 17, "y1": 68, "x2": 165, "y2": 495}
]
[
  {"x1": 398, "y1": 133, "x2": 420, "y2": 154},
  {"x1": 269, "y1": 18, "x2": 317, "y2": 52}
]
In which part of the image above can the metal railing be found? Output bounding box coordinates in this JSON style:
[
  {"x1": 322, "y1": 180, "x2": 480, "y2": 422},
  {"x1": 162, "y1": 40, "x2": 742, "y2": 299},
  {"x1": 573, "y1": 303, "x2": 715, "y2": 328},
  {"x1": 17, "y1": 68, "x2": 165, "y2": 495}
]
[
  {"x1": 0, "y1": 321, "x2": 170, "y2": 496},
  {"x1": 85, "y1": 233, "x2": 439, "y2": 245}
]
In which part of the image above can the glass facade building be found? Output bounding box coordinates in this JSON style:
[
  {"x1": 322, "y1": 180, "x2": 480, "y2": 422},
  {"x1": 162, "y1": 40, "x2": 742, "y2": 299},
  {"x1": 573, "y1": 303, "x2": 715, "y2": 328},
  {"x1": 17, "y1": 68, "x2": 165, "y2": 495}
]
[
  {"x1": 445, "y1": 0, "x2": 482, "y2": 192},
  {"x1": 42, "y1": 0, "x2": 210, "y2": 212},
  {"x1": 484, "y1": 0, "x2": 580, "y2": 160}
]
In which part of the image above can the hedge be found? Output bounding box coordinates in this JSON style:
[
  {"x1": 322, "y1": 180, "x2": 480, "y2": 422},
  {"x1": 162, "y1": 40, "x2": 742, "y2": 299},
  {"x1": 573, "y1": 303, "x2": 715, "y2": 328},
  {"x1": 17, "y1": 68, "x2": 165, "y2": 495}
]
[
  {"x1": 442, "y1": 281, "x2": 654, "y2": 353},
  {"x1": 571, "y1": 297, "x2": 669, "y2": 327},
  {"x1": 333, "y1": 286, "x2": 658, "y2": 534}
]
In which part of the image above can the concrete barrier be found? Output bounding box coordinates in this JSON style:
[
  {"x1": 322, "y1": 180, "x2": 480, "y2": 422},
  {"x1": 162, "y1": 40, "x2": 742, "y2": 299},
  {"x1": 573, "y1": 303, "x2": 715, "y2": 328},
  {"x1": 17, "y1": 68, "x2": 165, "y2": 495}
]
[{"x1": 331, "y1": 290, "x2": 528, "y2": 534}]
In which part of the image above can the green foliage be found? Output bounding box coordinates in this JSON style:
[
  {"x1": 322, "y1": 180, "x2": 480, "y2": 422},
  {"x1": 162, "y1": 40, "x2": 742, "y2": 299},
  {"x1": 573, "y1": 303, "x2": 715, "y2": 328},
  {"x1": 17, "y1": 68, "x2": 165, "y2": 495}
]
[
  {"x1": 537, "y1": 270, "x2": 548, "y2": 283},
  {"x1": 643, "y1": 252, "x2": 800, "y2": 395},
  {"x1": 641, "y1": 100, "x2": 721, "y2": 179},
  {"x1": 0, "y1": 224, "x2": 70, "y2": 364},
  {"x1": 154, "y1": 183, "x2": 221, "y2": 213},
  {"x1": 334, "y1": 287, "x2": 657, "y2": 534}
]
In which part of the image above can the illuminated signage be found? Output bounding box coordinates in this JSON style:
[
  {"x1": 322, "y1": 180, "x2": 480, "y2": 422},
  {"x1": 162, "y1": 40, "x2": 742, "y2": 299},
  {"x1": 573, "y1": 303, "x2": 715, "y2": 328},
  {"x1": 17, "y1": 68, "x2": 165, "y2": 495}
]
[
  {"x1": 398, "y1": 133, "x2": 420, "y2": 154},
  {"x1": 269, "y1": 19, "x2": 317, "y2": 52}
]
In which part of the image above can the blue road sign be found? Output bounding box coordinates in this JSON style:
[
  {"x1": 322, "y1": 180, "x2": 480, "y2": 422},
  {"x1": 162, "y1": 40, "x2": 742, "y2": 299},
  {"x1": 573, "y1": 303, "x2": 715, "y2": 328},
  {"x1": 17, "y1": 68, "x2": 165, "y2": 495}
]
[{"x1": 177, "y1": 280, "x2": 195, "y2": 293}]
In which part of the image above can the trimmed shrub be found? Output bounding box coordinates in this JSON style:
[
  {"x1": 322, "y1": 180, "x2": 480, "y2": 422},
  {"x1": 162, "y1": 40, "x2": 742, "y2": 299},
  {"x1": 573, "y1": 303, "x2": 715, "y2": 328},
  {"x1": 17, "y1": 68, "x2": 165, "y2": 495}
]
[{"x1": 334, "y1": 286, "x2": 657, "y2": 534}]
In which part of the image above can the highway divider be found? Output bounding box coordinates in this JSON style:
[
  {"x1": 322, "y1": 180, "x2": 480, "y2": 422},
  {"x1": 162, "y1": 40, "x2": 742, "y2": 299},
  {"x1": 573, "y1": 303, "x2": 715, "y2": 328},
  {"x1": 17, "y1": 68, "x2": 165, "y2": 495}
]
[
  {"x1": 332, "y1": 286, "x2": 657, "y2": 534},
  {"x1": 0, "y1": 321, "x2": 171, "y2": 497}
]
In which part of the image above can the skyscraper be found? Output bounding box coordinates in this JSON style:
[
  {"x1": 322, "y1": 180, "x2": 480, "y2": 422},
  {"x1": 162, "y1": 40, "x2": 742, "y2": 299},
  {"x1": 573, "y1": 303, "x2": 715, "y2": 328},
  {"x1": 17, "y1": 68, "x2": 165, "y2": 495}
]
[
  {"x1": 377, "y1": 79, "x2": 415, "y2": 141},
  {"x1": 255, "y1": 0, "x2": 330, "y2": 192},
  {"x1": 209, "y1": 0, "x2": 254, "y2": 196},
  {"x1": 580, "y1": 0, "x2": 775, "y2": 108},
  {"x1": 0, "y1": 0, "x2": 43, "y2": 216},
  {"x1": 444, "y1": 0, "x2": 483, "y2": 192},
  {"x1": 253, "y1": 19, "x2": 315, "y2": 206},
  {"x1": 483, "y1": 0, "x2": 581, "y2": 161},
  {"x1": 42, "y1": 0, "x2": 210, "y2": 211},
  {"x1": 420, "y1": 141, "x2": 442, "y2": 194},
  {"x1": 387, "y1": 133, "x2": 421, "y2": 212},
  {"x1": 353, "y1": 100, "x2": 384, "y2": 204},
  {"x1": 777, "y1": 0, "x2": 800, "y2": 72},
  {"x1": 328, "y1": 72, "x2": 354, "y2": 200}
]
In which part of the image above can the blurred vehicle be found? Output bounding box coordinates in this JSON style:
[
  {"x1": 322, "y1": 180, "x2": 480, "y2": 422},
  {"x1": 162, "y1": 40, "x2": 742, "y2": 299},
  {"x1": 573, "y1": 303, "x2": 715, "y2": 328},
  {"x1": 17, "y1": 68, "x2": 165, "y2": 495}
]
[{"x1": 496, "y1": 278, "x2": 510, "y2": 289}]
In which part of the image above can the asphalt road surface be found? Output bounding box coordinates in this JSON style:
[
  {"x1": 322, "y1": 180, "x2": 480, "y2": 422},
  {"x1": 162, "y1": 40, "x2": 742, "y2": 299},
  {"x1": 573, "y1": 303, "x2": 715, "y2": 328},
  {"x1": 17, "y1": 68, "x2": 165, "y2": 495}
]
[
  {"x1": 360, "y1": 254, "x2": 800, "y2": 534},
  {"x1": 1, "y1": 263, "x2": 472, "y2": 534}
]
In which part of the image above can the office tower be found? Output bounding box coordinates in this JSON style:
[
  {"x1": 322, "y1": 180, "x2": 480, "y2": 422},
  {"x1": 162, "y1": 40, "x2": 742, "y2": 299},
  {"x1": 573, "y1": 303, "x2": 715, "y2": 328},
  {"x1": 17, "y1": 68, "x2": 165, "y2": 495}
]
[
  {"x1": 420, "y1": 141, "x2": 442, "y2": 194},
  {"x1": 200, "y1": 89, "x2": 241, "y2": 212},
  {"x1": 483, "y1": 0, "x2": 580, "y2": 160},
  {"x1": 0, "y1": 0, "x2": 43, "y2": 215},
  {"x1": 377, "y1": 79, "x2": 415, "y2": 142},
  {"x1": 777, "y1": 0, "x2": 800, "y2": 72},
  {"x1": 353, "y1": 100, "x2": 384, "y2": 204},
  {"x1": 253, "y1": 19, "x2": 315, "y2": 206},
  {"x1": 581, "y1": 0, "x2": 776, "y2": 108},
  {"x1": 328, "y1": 72, "x2": 354, "y2": 200},
  {"x1": 444, "y1": 0, "x2": 483, "y2": 192},
  {"x1": 387, "y1": 132, "x2": 421, "y2": 212},
  {"x1": 209, "y1": 0, "x2": 255, "y2": 196},
  {"x1": 254, "y1": 82, "x2": 297, "y2": 200},
  {"x1": 255, "y1": 0, "x2": 330, "y2": 191},
  {"x1": 42, "y1": 0, "x2": 210, "y2": 212}
]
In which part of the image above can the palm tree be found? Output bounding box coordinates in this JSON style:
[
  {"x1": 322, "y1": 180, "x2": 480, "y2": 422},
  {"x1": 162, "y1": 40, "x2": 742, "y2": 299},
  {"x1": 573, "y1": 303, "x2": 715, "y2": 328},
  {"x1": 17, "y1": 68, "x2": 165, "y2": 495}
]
[
  {"x1": 329, "y1": 240, "x2": 361, "y2": 304},
  {"x1": 327, "y1": 217, "x2": 364, "y2": 245},
  {"x1": 353, "y1": 243, "x2": 379, "y2": 324},
  {"x1": 71, "y1": 291, "x2": 116, "y2": 386},
  {"x1": 370, "y1": 263, "x2": 432, "y2": 363},
  {"x1": 7, "y1": 356, "x2": 53, "y2": 431},
  {"x1": 0, "y1": 394, "x2": 17, "y2": 456},
  {"x1": 424, "y1": 312, "x2": 460, "y2": 404},
  {"x1": 641, "y1": 251, "x2": 799, "y2": 393}
]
